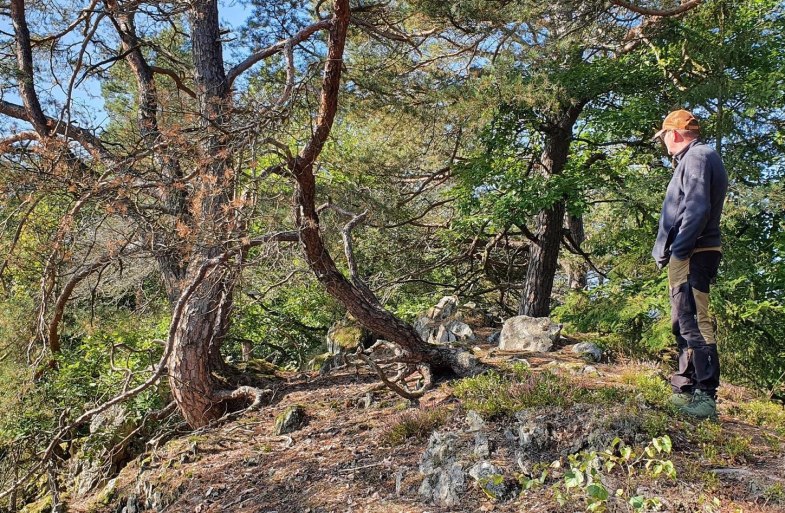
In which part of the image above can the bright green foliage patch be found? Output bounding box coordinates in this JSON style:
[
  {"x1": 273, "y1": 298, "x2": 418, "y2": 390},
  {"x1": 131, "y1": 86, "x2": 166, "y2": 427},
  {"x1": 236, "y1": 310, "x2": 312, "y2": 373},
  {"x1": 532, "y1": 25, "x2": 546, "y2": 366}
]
[
  {"x1": 554, "y1": 281, "x2": 672, "y2": 360},
  {"x1": 727, "y1": 398, "x2": 785, "y2": 436},
  {"x1": 620, "y1": 371, "x2": 671, "y2": 409}
]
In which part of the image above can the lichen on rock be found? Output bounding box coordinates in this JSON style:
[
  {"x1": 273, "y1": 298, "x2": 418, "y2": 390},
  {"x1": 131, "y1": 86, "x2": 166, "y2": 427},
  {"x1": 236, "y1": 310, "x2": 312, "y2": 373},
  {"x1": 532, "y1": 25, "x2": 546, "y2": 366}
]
[{"x1": 273, "y1": 404, "x2": 307, "y2": 435}]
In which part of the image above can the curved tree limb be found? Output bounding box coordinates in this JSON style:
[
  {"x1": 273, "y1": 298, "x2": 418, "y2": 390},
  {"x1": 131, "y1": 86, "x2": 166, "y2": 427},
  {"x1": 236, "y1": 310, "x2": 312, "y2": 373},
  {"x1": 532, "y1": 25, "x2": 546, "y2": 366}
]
[
  {"x1": 227, "y1": 20, "x2": 332, "y2": 87},
  {"x1": 321, "y1": 203, "x2": 375, "y2": 300},
  {"x1": 612, "y1": 0, "x2": 703, "y2": 17},
  {"x1": 46, "y1": 248, "x2": 129, "y2": 353},
  {"x1": 150, "y1": 65, "x2": 197, "y2": 98},
  {"x1": 0, "y1": 99, "x2": 113, "y2": 161},
  {"x1": 0, "y1": 131, "x2": 40, "y2": 153},
  {"x1": 290, "y1": 0, "x2": 481, "y2": 386}
]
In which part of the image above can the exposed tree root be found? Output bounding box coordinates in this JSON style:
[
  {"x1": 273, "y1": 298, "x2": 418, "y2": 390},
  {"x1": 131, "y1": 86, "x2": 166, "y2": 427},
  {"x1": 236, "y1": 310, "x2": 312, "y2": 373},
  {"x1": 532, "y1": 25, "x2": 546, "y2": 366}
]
[
  {"x1": 350, "y1": 340, "x2": 481, "y2": 401},
  {"x1": 213, "y1": 385, "x2": 273, "y2": 412}
]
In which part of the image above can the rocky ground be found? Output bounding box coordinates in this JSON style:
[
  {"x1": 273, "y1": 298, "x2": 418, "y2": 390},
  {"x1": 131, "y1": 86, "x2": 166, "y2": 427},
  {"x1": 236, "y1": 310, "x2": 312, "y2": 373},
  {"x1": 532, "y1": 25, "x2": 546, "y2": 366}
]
[{"x1": 61, "y1": 340, "x2": 785, "y2": 513}]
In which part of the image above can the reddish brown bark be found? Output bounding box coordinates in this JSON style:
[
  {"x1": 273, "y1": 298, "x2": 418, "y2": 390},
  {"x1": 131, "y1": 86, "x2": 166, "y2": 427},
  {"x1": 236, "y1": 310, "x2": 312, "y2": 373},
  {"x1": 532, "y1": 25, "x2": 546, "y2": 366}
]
[{"x1": 289, "y1": 0, "x2": 477, "y2": 379}]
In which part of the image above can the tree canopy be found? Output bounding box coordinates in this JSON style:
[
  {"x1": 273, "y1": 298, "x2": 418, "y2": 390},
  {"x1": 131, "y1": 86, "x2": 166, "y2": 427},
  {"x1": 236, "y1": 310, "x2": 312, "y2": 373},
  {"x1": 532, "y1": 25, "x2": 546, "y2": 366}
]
[{"x1": 1, "y1": 0, "x2": 784, "y2": 508}]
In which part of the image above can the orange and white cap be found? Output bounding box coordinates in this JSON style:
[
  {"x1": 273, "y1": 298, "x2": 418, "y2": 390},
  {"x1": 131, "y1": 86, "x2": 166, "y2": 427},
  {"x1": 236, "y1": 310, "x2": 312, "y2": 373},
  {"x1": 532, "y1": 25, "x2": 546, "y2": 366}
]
[{"x1": 653, "y1": 109, "x2": 701, "y2": 140}]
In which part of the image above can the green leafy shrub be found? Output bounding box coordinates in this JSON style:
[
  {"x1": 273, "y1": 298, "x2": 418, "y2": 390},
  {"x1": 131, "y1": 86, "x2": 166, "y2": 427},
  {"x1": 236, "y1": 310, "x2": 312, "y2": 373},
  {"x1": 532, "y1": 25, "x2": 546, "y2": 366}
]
[
  {"x1": 553, "y1": 281, "x2": 672, "y2": 360},
  {"x1": 727, "y1": 398, "x2": 785, "y2": 436},
  {"x1": 554, "y1": 435, "x2": 676, "y2": 513}
]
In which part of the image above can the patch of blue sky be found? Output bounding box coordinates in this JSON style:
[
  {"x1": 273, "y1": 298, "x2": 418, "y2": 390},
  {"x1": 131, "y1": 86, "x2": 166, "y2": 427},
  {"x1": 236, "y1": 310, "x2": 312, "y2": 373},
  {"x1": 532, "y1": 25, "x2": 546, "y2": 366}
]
[{"x1": 0, "y1": 0, "x2": 277, "y2": 136}]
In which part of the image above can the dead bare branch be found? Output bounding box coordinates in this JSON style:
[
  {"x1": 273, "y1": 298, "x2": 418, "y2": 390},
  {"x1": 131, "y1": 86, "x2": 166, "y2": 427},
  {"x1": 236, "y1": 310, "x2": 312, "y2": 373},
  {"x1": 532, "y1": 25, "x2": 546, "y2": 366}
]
[{"x1": 227, "y1": 20, "x2": 332, "y2": 87}]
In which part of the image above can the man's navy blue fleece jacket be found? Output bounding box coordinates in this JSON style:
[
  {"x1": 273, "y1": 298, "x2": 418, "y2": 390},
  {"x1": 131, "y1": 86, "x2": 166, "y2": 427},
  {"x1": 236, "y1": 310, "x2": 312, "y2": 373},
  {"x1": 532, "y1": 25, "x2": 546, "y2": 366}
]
[{"x1": 652, "y1": 140, "x2": 728, "y2": 268}]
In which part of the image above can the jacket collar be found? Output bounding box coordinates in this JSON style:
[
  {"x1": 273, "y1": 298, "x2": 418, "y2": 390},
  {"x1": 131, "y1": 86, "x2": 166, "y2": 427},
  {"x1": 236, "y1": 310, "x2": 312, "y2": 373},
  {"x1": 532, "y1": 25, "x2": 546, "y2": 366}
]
[{"x1": 674, "y1": 139, "x2": 701, "y2": 162}]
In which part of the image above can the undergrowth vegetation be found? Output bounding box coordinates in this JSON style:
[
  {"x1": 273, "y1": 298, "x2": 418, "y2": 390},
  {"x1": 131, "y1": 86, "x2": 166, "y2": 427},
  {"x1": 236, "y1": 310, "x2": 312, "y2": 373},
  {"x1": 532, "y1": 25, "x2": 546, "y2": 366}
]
[
  {"x1": 453, "y1": 364, "x2": 585, "y2": 418},
  {"x1": 727, "y1": 399, "x2": 785, "y2": 436},
  {"x1": 453, "y1": 363, "x2": 678, "y2": 420},
  {"x1": 381, "y1": 406, "x2": 453, "y2": 446}
]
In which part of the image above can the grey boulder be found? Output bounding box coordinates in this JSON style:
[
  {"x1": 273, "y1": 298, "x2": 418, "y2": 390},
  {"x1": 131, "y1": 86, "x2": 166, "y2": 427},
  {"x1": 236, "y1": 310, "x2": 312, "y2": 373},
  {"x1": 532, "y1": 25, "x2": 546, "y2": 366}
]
[{"x1": 499, "y1": 316, "x2": 561, "y2": 352}]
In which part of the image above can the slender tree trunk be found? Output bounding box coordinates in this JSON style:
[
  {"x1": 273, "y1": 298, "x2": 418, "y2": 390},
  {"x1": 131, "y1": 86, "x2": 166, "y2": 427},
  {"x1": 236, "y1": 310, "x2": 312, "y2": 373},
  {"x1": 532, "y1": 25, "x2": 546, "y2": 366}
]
[
  {"x1": 164, "y1": 0, "x2": 235, "y2": 427},
  {"x1": 566, "y1": 212, "x2": 588, "y2": 290},
  {"x1": 518, "y1": 102, "x2": 585, "y2": 317},
  {"x1": 519, "y1": 202, "x2": 566, "y2": 316}
]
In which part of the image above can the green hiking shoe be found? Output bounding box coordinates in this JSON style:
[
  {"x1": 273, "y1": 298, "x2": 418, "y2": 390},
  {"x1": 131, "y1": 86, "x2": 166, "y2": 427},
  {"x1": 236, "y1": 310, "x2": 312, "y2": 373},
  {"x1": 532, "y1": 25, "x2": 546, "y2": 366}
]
[
  {"x1": 679, "y1": 390, "x2": 718, "y2": 420},
  {"x1": 669, "y1": 392, "x2": 693, "y2": 408}
]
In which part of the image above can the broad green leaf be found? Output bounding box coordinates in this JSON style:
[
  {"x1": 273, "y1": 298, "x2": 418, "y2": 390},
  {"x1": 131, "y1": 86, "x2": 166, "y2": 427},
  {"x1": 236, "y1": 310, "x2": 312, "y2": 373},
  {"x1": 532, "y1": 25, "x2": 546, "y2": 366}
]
[
  {"x1": 564, "y1": 469, "x2": 584, "y2": 488},
  {"x1": 587, "y1": 483, "x2": 609, "y2": 501},
  {"x1": 629, "y1": 495, "x2": 645, "y2": 510}
]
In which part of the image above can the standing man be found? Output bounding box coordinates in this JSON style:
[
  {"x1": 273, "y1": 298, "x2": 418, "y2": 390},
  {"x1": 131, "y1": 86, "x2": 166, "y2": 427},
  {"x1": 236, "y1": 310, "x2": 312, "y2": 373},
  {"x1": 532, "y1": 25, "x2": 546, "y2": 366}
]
[{"x1": 652, "y1": 110, "x2": 728, "y2": 420}]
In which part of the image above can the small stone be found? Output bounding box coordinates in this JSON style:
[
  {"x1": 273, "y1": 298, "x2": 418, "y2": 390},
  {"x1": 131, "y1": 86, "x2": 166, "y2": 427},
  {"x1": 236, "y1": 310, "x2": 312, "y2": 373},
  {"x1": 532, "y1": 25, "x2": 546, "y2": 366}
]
[
  {"x1": 465, "y1": 411, "x2": 486, "y2": 432},
  {"x1": 572, "y1": 342, "x2": 603, "y2": 362},
  {"x1": 517, "y1": 421, "x2": 550, "y2": 452},
  {"x1": 431, "y1": 324, "x2": 457, "y2": 344},
  {"x1": 125, "y1": 494, "x2": 139, "y2": 513},
  {"x1": 444, "y1": 320, "x2": 475, "y2": 341},
  {"x1": 273, "y1": 405, "x2": 307, "y2": 435},
  {"x1": 474, "y1": 433, "x2": 491, "y2": 458}
]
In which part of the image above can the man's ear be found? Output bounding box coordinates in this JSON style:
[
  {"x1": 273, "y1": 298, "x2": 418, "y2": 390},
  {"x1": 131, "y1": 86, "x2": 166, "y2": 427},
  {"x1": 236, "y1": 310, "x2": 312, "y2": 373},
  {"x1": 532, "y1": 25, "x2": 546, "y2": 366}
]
[{"x1": 672, "y1": 130, "x2": 685, "y2": 142}]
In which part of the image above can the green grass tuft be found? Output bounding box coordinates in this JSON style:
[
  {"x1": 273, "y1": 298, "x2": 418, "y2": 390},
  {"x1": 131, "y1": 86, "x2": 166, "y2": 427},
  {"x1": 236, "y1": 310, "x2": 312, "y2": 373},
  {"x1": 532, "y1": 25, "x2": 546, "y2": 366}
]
[
  {"x1": 380, "y1": 406, "x2": 451, "y2": 446},
  {"x1": 454, "y1": 367, "x2": 583, "y2": 418}
]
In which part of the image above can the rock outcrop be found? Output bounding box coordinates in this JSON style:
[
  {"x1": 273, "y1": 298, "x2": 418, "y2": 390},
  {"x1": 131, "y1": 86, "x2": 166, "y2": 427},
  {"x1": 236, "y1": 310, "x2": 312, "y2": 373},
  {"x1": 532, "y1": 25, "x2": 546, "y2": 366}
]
[
  {"x1": 69, "y1": 404, "x2": 138, "y2": 496},
  {"x1": 418, "y1": 431, "x2": 466, "y2": 506},
  {"x1": 413, "y1": 296, "x2": 484, "y2": 345}
]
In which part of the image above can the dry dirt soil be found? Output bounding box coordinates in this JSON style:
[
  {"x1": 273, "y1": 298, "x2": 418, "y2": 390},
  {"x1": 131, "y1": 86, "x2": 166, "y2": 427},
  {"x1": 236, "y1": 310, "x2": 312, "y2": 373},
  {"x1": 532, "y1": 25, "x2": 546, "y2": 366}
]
[{"x1": 70, "y1": 345, "x2": 785, "y2": 513}]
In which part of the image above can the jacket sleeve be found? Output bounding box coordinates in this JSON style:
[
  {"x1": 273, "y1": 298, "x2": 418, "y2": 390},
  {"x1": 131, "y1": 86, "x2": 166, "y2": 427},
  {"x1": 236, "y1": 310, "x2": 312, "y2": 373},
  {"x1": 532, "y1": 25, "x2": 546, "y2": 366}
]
[
  {"x1": 670, "y1": 151, "x2": 711, "y2": 260},
  {"x1": 652, "y1": 213, "x2": 674, "y2": 268}
]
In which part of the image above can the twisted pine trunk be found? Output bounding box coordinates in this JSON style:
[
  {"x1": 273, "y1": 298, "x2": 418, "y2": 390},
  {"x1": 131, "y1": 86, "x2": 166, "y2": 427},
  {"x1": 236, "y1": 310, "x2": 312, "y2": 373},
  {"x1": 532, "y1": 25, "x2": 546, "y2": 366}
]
[
  {"x1": 164, "y1": 0, "x2": 236, "y2": 427},
  {"x1": 289, "y1": 0, "x2": 478, "y2": 380}
]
